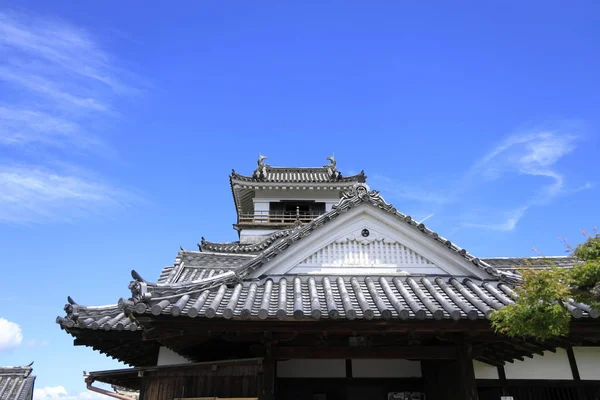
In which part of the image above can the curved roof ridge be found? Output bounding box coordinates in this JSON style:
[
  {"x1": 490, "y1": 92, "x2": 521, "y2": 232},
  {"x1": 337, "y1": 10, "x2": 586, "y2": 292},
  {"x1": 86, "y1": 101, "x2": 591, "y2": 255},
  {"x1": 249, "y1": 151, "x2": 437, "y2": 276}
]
[
  {"x1": 483, "y1": 255, "x2": 574, "y2": 259},
  {"x1": 230, "y1": 156, "x2": 366, "y2": 183},
  {"x1": 199, "y1": 229, "x2": 293, "y2": 253},
  {"x1": 230, "y1": 169, "x2": 366, "y2": 183}
]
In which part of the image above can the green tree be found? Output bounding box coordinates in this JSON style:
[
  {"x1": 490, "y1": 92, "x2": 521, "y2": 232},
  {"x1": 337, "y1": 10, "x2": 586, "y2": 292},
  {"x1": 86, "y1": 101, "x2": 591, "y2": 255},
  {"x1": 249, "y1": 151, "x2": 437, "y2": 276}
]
[{"x1": 490, "y1": 229, "x2": 600, "y2": 340}]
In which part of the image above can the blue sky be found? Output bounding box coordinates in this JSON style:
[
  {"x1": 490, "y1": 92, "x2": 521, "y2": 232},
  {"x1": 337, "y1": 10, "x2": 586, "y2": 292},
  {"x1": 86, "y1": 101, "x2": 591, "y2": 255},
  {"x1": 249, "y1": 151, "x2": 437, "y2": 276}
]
[{"x1": 0, "y1": 1, "x2": 599, "y2": 398}]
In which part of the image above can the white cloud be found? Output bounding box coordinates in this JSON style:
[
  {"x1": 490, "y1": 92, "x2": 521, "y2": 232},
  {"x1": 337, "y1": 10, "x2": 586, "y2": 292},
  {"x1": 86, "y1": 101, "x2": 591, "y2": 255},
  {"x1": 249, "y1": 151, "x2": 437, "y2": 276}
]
[
  {"x1": 464, "y1": 206, "x2": 529, "y2": 232},
  {"x1": 0, "y1": 317, "x2": 23, "y2": 350},
  {"x1": 369, "y1": 174, "x2": 454, "y2": 205},
  {"x1": 0, "y1": 9, "x2": 144, "y2": 224},
  {"x1": 0, "y1": 11, "x2": 136, "y2": 96},
  {"x1": 34, "y1": 386, "x2": 108, "y2": 400},
  {"x1": 372, "y1": 127, "x2": 589, "y2": 232},
  {"x1": 473, "y1": 130, "x2": 578, "y2": 199},
  {"x1": 465, "y1": 130, "x2": 582, "y2": 231},
  {"x1": 0, "y1": 165, "x2": 136, "y2": 224},
  {"x1": 417, "y1": 213, "x2": 435, "y2": 224}
]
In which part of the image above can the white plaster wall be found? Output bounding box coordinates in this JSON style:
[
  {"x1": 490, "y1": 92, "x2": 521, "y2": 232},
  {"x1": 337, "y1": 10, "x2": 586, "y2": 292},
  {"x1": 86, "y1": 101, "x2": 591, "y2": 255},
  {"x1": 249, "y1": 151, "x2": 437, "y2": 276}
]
[
  {"x1": 253, "y1": 200, "x2": 270, "y2": 213},
  {"x1": 351, "y1": 359, "x2": 422, "y2": 378},
  {"x1": 573, "y1": 346, "x2": 600, "y2": 380},
  {"x1": 254, "y1": 189, "x2": 341, "y2": 201},
  {"x1": 277, "y1": 359, "x2": 346, "y2": 378},
  {"x1": 156, "y1": 346, "x2": 192, "y2": 366},
  {"x1": 473, "y1": 360, "x2": 499, "y2": 379},
  {"x1": 504, "y1": 349, "x2": 573, "y2": 380}
]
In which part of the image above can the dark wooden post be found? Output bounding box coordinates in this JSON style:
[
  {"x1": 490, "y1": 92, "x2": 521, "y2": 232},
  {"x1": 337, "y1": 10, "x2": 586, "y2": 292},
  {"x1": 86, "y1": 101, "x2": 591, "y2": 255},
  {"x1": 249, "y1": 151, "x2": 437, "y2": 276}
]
[
  {"x1": 497, "y1": 365, "x2": 509, "y2": 396},
  {"x1": 422, "y1": 360, "x2": 458, "y2": 400},
  {"x1": 456, "y1": 341, "x2": 479, "y2": 400},
  {"x1": 261, "y1": 341, "x2": 275, "y2": 400},
  {"x1": 567, "y1": 346, "x2": 588, "y2": 400}
]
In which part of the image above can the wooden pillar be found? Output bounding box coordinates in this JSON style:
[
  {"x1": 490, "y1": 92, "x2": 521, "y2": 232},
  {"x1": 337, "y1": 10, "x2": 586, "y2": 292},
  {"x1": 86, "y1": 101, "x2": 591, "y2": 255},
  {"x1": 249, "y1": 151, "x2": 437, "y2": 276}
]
[
  {"x1": 261, "y1": 342, "x2": 275, "y2": 400},
  {"x1": 422, "y1": 341, "x2": 479, "y2": 400},
  {"x1": 456, "y1": 341, "x2": 479, "y2": 400},
  {"x1": 567, "y1": 346, "x2": 588, "y2": 400},
  {"x1": 497, "y1": 365, "x2": 509, "y2": 396},
  {"x1": 422, "y1": 360, "x2": 458, "y2": 400}
]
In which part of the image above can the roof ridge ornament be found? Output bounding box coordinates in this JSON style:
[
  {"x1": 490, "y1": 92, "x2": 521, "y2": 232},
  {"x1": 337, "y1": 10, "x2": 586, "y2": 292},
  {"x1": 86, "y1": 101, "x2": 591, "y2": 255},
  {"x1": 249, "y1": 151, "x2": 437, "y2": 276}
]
[
  {"x1": 252, "y1": 154, "x2": 269, "y2": 180},
  {"x1": 333, "y1": 183, "x2": 394, "y2": 212},
  {"x1": 324, "y1": 155, "x2": 342, "y2": 180}
]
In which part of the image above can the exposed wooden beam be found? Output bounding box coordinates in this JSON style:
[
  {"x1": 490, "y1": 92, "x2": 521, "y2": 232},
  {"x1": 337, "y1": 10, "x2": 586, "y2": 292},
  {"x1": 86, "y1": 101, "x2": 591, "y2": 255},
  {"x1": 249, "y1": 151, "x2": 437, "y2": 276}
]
[
  {"x1": 566, "y1": 346, "x2": 581, "y2": 381},
  {"x1": 456, "y1": 341, "x2": 479, "y2": 400},
  {"x1": 137, "y1": 316, "x2": 495, "y2": 334},
  {"x1": 273, "y1": 345, "x2": 457, "y2": 359}
]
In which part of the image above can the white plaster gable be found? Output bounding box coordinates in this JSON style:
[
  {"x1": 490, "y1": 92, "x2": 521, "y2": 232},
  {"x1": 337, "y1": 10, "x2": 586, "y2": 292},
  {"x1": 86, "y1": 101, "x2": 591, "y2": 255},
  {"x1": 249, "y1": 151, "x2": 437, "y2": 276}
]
[{"x1": 249, "y1": 204, "x2": 492, "y2": 279}]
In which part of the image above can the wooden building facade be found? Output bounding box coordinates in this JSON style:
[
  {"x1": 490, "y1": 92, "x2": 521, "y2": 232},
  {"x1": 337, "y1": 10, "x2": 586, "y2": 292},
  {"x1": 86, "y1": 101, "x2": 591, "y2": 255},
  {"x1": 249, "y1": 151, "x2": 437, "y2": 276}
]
[{"x1": 57, "y1": 157, "x2": 600, "y2": 400}]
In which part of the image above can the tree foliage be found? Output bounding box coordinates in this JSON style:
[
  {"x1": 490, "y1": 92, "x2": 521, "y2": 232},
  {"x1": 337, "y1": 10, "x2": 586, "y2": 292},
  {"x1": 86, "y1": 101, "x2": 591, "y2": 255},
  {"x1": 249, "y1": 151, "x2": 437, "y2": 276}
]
[{"x1": 490, "y1": 230, "x2": 600, "y2": 340}]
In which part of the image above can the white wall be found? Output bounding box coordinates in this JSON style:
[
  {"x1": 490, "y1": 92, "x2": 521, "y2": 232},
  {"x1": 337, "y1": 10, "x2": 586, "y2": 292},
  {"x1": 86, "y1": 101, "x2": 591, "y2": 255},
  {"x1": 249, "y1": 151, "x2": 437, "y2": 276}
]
[
  {"x1": 254, "y1": 189, "x2": 341, "y2": 201},
  {"x1": 504, "y1": 349, "x2": 573, "y2": 380},
  {"x1": 473, "y1": 360, "x2": 499, "y2": 379},
  {"x1": 277, "y1": 359, "x2": 346, "y2": 378},
  {"x1": 156, "y1": 346, "x2": 192, "y2": 366},
  {"x1": 573, "y1": 346, "x2": 600, "y2": 380},
  {"x1": 352, "y1": 359, "x2": 422, "y2": 378}
]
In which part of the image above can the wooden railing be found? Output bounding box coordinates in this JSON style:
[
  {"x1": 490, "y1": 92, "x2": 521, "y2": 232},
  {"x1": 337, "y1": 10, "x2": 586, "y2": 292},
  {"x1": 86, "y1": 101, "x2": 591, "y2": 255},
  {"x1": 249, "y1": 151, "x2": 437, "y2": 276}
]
[{"x1": 238, "y1": 210, "x2": 325, "y2": 225}]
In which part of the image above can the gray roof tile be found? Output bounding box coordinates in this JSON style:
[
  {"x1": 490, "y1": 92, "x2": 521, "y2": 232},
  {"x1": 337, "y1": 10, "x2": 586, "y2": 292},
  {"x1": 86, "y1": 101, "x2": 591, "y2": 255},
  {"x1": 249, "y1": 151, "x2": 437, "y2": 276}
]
[
  {"x1": 57, "y1": 275, "x2": 596, "y2": 331},
  {"x1": 0, "y1": 365, "x2": 35, "y2": 400},
  {"x1": 157, "y1": 251, "x2": 255, "y2": 284},
  {"x1": 483, "y1": 256, "x2": 578, "y2": 270},
  {"x1": 230, "y1": 161, "x2": 366, "y2": 184}
]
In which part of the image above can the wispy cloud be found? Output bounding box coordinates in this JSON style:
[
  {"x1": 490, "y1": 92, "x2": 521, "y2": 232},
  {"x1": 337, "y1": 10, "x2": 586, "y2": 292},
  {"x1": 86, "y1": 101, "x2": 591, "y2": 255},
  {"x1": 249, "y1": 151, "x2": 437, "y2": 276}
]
[
  {"x1": 418, "y1": 213, "x2": 435, "y2": 224},
  {"x1": 369, "y1": 174, "x2": 454, "y2": 205},
  {"x1": 0, "y1": 9, "x2": 144, "y2": 224},
  {"x1": 463, "y1": 206, "x2": 529, "y2": 232},
  {"x1": 473, "y1": 130, "x2": 578, "y2": 197},
  {"x1": 373, "y1": 126, "x2": 590, "y2": 232},
  {"x1": 0, "y1": 165, "x2": 138, "y2": 224},
  {"x1": 467, "y1": 130, "x2": 581, "y2": 230},
  {"x1": 34, "y1": 386, "x2": 108, "y2": 400}
]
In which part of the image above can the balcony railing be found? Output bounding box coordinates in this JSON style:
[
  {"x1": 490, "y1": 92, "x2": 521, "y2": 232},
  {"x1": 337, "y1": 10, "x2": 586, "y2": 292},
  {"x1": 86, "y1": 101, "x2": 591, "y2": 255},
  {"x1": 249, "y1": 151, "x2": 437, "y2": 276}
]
[{"x1": 238, "y1": 210, "x2": 325, "y2": 225}]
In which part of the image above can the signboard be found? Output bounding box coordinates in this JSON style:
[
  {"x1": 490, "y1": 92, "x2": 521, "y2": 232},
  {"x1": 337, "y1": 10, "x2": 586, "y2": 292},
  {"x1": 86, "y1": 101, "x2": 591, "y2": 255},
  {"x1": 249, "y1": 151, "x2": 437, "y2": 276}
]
[{"x1": 501, "y1": 397, "x2": 514, "y2": 400}]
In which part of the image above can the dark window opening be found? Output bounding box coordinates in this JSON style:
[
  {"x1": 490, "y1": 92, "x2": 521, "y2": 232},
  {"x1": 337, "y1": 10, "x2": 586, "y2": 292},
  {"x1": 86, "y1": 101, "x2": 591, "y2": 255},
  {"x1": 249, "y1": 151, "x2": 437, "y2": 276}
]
[{"x1": 268, "y1": 201, "x2": 326, "y2": 222}]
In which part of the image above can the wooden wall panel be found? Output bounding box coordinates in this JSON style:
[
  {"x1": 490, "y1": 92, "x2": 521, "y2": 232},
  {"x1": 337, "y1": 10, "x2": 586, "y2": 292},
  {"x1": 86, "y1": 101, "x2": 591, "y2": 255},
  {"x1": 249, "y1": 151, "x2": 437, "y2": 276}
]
[{"x1": 141, "y1": 363, "x2": 261, "y2": 400}]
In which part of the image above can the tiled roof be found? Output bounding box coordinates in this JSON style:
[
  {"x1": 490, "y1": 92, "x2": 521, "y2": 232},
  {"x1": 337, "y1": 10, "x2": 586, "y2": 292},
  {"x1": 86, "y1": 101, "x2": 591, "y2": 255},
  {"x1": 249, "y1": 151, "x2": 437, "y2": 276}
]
[
  {"x1": 230, "y1": 162, "x2": 366, "y2": 184},
  {"x1": 56, "y1": 303, "x2": 139, "y2": 331},
  {"x1": 58, "y1": 184, "x2": 594, "y2": 334},
  {"x1": 157, "y1": 251, "x2": 255, "y2": 284},
  {"x1": 57, "y1": 275, "x2": 597, "y2": 330},
  {"x1": 199, "y1": 230, "x2": 293, "y2": 253},
  {"x1": 483, "y1": 256, "x2": 578, "y2": 270},
  {"x1": 0, "y1": 365, "x2": 35, "y2": 400}
]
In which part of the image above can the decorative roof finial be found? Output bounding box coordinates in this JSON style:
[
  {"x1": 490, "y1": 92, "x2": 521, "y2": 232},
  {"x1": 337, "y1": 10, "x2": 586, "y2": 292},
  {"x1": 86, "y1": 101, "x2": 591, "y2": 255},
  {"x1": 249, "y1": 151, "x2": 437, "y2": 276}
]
[
  {"x1": 325, "y1": 154, "x2": 341, "y2": 180},
  {"x1": 253, "y1": 154, "x2": 269, "y2": 180},
  {"x1": 325, "y1": 155, "x2": 337, "y2": 170},
  {"x1": 258, "y1": 154, "x2": 268, "y2": 167}
]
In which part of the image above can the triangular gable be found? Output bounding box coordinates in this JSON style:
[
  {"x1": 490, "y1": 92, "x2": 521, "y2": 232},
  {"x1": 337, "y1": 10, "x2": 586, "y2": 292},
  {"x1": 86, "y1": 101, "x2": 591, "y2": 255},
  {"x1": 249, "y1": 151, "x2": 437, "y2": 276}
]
[
  {"x1": 290, "y1": 236, "x2": 441, "y2": 276},
  {"x1": 247, "y1": 192, "x2": 497, "y2": 279}
]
